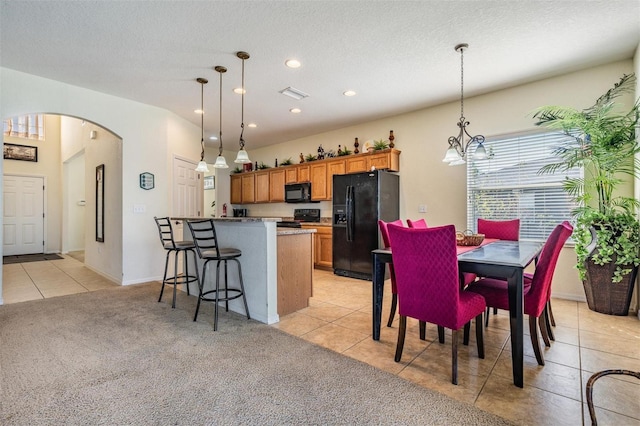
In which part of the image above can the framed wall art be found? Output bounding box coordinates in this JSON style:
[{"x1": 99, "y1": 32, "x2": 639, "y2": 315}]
[
  {"x1": 3, "y1": 143, "x2": 38, "y2": 162},
  {"x1": 204, "y1": 175, "x2": 215, "y2": 190}
]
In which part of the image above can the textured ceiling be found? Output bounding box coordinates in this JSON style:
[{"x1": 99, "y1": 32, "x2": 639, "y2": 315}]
[{"x1": 1, "y1": 1, "x2": 639, "y2": 149}]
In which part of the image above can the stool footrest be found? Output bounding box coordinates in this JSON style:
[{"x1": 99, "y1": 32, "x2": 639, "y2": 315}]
[
  {"x1": 198, "y1": 288, "x2": 244, "y2": 303},
  {"x1": 162, "y1": 274, "x2": 199, "y2": 285}
]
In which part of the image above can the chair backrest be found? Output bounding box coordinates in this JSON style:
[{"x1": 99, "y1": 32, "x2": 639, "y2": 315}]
[
  {"x1": 406, "y1": 218, "x2": 428, "y2": 229},
  {"x1": 477, "y1": 218, "x2": 520, "y2": 241},
  {"x1": 388, "y1": 224, "x2": 464, "y2": 329},
  {"x1": 525, "y1": 221, "x2": 573, "y2": 317},
  {"x1": 154, "y1": 216, "x2": 177, "y2": 250},
  {"x1": 378, "y1": 219, "x2": 404, "y2": 249},
  {"x1": 186, "y1": 219, "x2": 221, "y2": 259}
]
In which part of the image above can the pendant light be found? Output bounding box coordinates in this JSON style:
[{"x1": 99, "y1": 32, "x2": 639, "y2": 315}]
[
  {"x1": 194, "y1": 77, "x2": 210, "y2": 172},
  {"x1": 212, "y1": 66, "x2": 229, "y2": 168},
  {"x1": 234, "y1": 51, "x2": 251, "y2": 164},
  {"x1": 442, "y1": 43, "x2": 486, "y2": 166}
]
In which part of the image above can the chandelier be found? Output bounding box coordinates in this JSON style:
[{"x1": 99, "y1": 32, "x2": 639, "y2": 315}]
[
  {"x1": 194, "y1": 77, "x2": 210, "y2": 172},
  {"x1": 212, "y1": 66, "x2": 229, "y2": 169},
  {"x1": 442, "y1": 43, "x2": 487, "y2": 166},
  {"x1": 234, "y1": 51, "x2": 252, "y2": 164}
]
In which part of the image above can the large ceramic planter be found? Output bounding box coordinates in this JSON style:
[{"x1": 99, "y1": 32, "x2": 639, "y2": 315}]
[{"x1": 582, "y1": 229, "x2": 638, "y2": 315}]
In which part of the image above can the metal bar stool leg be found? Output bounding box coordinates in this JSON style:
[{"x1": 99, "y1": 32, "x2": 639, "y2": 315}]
[
  {"x1": 193, "y1": 259, "x2": 207, "y2": 322},
  {"x1": 214, "y1": 260, "x2": 223, "y2": 331},
  {"x1": 159, "y1": 249, "x2": 171, "y2": 303},
  {"x1": 171, "y1": 249, "x2": 180, "y2": 308}
]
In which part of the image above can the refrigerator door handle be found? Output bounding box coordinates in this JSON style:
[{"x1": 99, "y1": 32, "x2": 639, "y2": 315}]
[{"x1": 346, "y1": 185, "x2": 354, "y2": 242}]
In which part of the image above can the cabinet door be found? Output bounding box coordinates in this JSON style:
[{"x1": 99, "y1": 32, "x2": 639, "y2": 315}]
[
  {"x1": 346, "y1": 156, "x2": 368, "y2": 173},
  {"x1": 326, "y1": 159, "x2": 345, "y2": 200},
  {"x1": 297, "y1": 165, "x2": 310, "y2": 183},
  {"x1": 255, "y1": 171, "x2": 270, "y2": 203},
  {"x1": 285, "y1": 167, "x2": 298, "y2": 184},
  {"x1": 241, "y1": 174, "x2": 255, "y2": 203},
  {"x1": 316, "y1": 227, "x2": 333, "y2": 268},
  {"x1": 310, "y1": 162, "x2": 327, "y2": 200},
  {"x1": 230, "y1": 174, "x2": 243, "y2": 204},
  {"x1": 269, "y1": 169, "x2": 285, "y2": 202},
  {"x1": 369, "y1": 152, "x2": 390, "y2": 171}
]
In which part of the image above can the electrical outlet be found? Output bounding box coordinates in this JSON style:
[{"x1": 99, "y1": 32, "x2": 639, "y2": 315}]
[
  {"x1": 418, "y1": 204, "x2": 427, "y2": 213},
  {"x1": 133, "y1": 204, "x2": 146, "y2": 214}
]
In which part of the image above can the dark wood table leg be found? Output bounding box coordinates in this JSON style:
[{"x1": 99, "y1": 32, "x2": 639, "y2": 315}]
[
  {"x1": 507, "y1": 270, "x2": 524, "y2": 388},
  {"x1": 372, "y1": 252, "x2": 385, "y2": 341}
]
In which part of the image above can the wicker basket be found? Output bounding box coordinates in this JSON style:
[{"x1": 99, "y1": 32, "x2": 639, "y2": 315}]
[{"x1": 456, "y1": 230, "x2": 485, "y2": 246}]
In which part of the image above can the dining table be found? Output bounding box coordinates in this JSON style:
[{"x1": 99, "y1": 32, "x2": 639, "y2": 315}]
[{"x1": 371, "y1": 239, "x2": 544, "y2": 388}]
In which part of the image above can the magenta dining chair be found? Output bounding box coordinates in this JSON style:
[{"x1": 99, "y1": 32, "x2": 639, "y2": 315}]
[
  {"x1": 466, "y1": 221, "x2": 573, "y2": 365},
  {"x1": 388, "y1": 224, "x2": 486, "y2": 384},
  {"x1": 406, "y1": 218, "x2": 427, "y2": 229},
  {"x1": 477, "y1": 218, "x2": 521, "y2": 325},
  {"x1": 378, "y1": 219, "x2": 405, "y2": 327}
]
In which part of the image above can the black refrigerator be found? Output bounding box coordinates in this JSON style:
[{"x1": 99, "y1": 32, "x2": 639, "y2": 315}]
[{"x1": 332, "y1": 170, "x2": 399, "y2": 280}]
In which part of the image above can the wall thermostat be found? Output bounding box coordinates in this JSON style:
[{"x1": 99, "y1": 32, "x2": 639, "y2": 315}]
[{"x1": 139, "y1": 172, "x2": 154, "y2": 190}]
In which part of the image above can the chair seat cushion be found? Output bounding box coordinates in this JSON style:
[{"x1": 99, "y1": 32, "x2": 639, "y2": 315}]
[
  {"x1": 164, "y1": 241, "x2": 195, "y2": 250},
  {"x1": 201, "y1": 248, "x2": 242, "y2": 260},
  {"x1": 454, "y1": 290, "x2": 486, "y2": 330},
  {"x1": 466, "y1": 277, "x2": 534, "y2": 312}
]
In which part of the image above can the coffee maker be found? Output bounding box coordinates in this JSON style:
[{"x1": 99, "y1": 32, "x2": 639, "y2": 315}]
[{"x1": 233, "y1": 208, "x2": 248, "y2": 217}]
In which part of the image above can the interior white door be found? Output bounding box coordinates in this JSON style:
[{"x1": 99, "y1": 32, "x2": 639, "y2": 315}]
[
  {"x1": 172, "y1": 157, "x2": 202, "y2": 236},
  {"x1": 3, "y1": 175, "x2": 45, "y2": 255}
]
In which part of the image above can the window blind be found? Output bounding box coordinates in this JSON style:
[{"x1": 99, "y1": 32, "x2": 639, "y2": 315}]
[{"x1": 466, "y1": 130, "x2": 581, "y2": 241}]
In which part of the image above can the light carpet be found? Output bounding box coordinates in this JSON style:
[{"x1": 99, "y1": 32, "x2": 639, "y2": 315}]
[{"x1": 0, "y1": 282, "x2": 513, "y2": 425}]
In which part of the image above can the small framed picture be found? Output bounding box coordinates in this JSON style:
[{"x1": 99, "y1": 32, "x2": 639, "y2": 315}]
[
  {"x1": 3, "y1": 143, "x2": 38, "y2": 162},
  {"x1": 204, "y1": 175, "x2": 215, "y2": 190}
]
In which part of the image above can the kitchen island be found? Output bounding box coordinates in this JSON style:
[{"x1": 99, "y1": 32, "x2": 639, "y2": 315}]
[{"x1": 172, "y1": 217, "x2": 314, "y2": 325}]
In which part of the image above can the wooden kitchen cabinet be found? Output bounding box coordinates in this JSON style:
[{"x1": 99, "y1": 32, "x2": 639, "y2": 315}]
[
  {"x1": 255, "y1": 171, "x2": 270, "y2": 203},
  {"x1": 269, "y1": 169, "x2": 285, "y2": 202},
  {"x1": 284, "y1": 167, "x2": 298, "y2": 184},
  {"x1": 230, "y1": 174, "x2": 243, "y2": 204},
  {"x1": 297, "y1": 165, "x2": 310, "y2": 183},
  {"x1": 241, "y1": 174, "x2": 255, "y2": 203},
  {"x1": 310, "y1": 162, "x2": 327, "y2": 200},
  {"x1": 301, "y1": 224, "x2": 333, "y2": 269},
  {"x1": 345, "y1": 156, "x2": 368, "y2": 173},
  {"x1": 369, "y1": 149, "x2": 400, "y2": 171}
]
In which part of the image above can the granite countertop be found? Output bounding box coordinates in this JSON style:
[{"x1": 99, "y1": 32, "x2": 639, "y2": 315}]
[
  {"x1": 277, "y1": 228, "x2": 317, "y2": 236},
  {"x1": 171, "y1": 217, "x2": 281, "y2": 223}
]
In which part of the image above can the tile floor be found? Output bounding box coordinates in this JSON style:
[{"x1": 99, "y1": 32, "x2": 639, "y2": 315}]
[
  {"x1": 2, "y1": 257, "x2": 639, "y2": 425},
  {"x1": 273, "y1": 269, "x2": 640, "y2": 426}
]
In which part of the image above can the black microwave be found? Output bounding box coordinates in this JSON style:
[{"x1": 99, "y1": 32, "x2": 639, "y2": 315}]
[{"x1": 285, "y1": 182, "x2": 314, "y2": 203}]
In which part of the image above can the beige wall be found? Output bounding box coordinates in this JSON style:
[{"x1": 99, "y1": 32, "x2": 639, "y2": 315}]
[
  {"x1": 240, "y1": 60, "x2": 636, "y2": 303},
  {"x1": 3, "y1": 115, "x2": 62, "y2": 253}
]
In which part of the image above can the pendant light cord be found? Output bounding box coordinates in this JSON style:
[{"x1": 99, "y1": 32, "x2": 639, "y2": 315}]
[
  {"x1": 200, "y1": 80, "x2": 205, "y2": 161},
  {"x1": 218, "y1": 68, "x2": 224, "y2": 156},
  {"x1": 239, "y1": 55, "x2": 246, "y2": 150}
]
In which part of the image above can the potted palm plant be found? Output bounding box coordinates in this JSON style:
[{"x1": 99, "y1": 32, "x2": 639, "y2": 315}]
[{"x1": 534, "y1": 73, "x2": 640, "y2": 315}]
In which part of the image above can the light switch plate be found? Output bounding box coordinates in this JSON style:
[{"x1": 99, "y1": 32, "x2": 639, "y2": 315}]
[{"x1": 418, "y1": 204, "x2": 427, "y2": 213}]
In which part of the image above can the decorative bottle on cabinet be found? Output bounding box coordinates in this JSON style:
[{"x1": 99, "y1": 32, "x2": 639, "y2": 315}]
[
  {"x1": 354, "y1": 137, "x2": 359, "y2": 154},
  {"x1": 389, "y1": 130, "x2": 395, "y2": 148}
]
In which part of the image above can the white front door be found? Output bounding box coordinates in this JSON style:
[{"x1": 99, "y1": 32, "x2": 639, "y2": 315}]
[
  {"x1": 172, "y1": 157, "x2": 202, "y2": 236},
  {"x1": 3, "y1": 175, "x2": 45, "y2": 255}
]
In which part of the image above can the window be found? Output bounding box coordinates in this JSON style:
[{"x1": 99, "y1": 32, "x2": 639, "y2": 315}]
[
  {"x1": 3, "y1": 114, "x2": 45, "y2": 140},
  {"x1": 466, "y1": 130, "x2": 581, "y2": 241}
]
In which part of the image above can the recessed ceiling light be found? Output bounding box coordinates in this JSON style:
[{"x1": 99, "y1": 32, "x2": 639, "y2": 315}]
[
  {"x1": 194, "y1": 109, "x2": 204, "y2": 114},
  {"x1": 343, "y1": 90, "x2": 356, "y2": 97},
  {"x1": 280, "y1": 87, "x2": 309, "y2": 100},
  {"x1": 290, "y1": 108, "x2": 301, "y2": 114},
  {"x1": 248, "y1": 123, "x2": 257, "y2": 128},
  {"x1": 285, "y1": 59, "x2": 301, "y2": 68},
  {"x1": 209, "y1": 135, "x2": 218, "y2": 140},
  {"x1": 233, "y1": 87, "x2": 246, "y2": 94}
]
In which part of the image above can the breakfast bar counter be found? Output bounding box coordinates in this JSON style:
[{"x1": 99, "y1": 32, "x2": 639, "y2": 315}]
[{"x1": 171, "y1": 217, "x2": 314, "y2": 325}]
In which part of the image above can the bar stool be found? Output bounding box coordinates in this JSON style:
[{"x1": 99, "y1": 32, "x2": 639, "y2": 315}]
[
  {"x1": 154, "y1": 217, "x2": 199, "y2": 308},
  {"x1": 187, "y1": 219, "x2": 250, "y2": 331}
]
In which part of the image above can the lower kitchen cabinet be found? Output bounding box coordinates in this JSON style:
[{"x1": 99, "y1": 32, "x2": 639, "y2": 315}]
[{"x1": 302, "y1": 224, "x2": 332, "y2": 269}]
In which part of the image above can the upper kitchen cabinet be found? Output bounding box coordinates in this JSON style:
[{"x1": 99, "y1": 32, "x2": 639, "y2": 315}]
[
  {"x1": 297, "y1": 165, "x2": 310, "y2": 183},
  {"x1": 230, "y1": 174, "x2": 243, "y2": 204},
  {"x1": 255, "y1": 171, "x2": 270, "y2": 203},
  {"x1": 310, "y1": 162, "x2": 327, "y2": 200},
  {"x1": 284, "y1": 167, "x2": 298, "y2": 184},
  {"x1": 346, "y1": 156, "x2": 368, "y2": 173},
  {"x1": 269, "y1": 169, "x2": 285, "y2": 202},
  {"x1": 241, "y1": 173, "x2": 255, "y2": 203}
]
